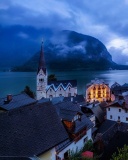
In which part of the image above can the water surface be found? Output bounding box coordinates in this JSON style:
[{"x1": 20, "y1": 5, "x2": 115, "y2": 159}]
[{"x1": 0, "y1": 70, "x2": 128, "y2": 98}]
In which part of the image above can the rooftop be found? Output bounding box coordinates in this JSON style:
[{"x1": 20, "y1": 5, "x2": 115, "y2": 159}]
[
  {"x1": 0, "y1": 102, "x2": 68, "y2": 157},
  {"x1": 0, "y1": 93, "x2": 37, "y2": 111}
]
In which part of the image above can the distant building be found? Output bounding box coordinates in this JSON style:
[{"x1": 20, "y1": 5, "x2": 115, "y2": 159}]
[
  {"x1": 111, "y1": 82, "x2": 128, "y2": 96},
  {"x1": 86, "y1": 78, "x2": 111, "y2": 102},
  {"x1": 0, "y1": 93, "x2": 37, "y2": 113},
  {"x1": 36, "y1": 42, "x2": 77, "y2": 100},
  {"x1": 106, "y1": 95, "x2": 128, "y2": 123}
]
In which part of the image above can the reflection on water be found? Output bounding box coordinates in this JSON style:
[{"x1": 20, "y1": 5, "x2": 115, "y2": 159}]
[{"x1": 0, "y1": 70, "x2": 128, "y2": 98}]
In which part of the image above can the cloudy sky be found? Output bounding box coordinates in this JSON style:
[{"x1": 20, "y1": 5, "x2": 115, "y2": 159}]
[{"x1": 1, "y1": 0, "x2": 128, "y2": 64}]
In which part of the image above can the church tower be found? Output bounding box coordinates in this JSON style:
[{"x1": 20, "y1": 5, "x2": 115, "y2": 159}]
[{"x1": 36, "y1": 42, "x2": 47, "y2": 100}]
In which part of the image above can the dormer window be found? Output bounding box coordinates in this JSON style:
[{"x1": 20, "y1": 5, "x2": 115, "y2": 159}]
[{"x1": 73, "y1": 114, "x2": 81, "y2": 121}]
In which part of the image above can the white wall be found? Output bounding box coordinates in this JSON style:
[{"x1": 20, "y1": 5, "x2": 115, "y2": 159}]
[
  {"x1": 39, "y1": 148, "x2": 56, "y2": 160},
  {"x1": 57, "y1": 128, "x2": 92, "y2": 159},
  {"x1": 89, "y1": 115, "x2": 96, "y2": 127},
  {"x1": 107, "y1": 106, "x2": 128, "y2": 123}
]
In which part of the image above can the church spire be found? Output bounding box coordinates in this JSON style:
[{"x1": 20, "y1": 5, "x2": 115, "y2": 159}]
[{"x1": 38, "y1": 41, "x2": 46, "y2": 74}]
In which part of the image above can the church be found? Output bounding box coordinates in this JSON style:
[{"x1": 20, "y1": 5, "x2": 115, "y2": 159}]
[{"x1": 36, "y1": 42, "x2": 77, "y2": 100}]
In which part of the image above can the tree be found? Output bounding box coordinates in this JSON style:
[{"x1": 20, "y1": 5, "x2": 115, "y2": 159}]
[
  {"x1": 48, "y1": 74, "x2": 57, "y2": 81},
  {"x1": 23, "y1": 86, "x2": 35, "y2": 98},
  {"x1": 111, "y1": 145, "x2": 128, "y2": 160}
]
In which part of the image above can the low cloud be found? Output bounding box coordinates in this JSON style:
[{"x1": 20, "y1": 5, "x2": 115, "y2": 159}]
[{"x1": 1, "y1": 0, "x2": 128, "y2": 64}]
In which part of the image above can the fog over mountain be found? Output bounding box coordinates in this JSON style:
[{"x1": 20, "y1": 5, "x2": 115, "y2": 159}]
[
  {"x1": 1, "y1": 0, "x2": 128, "y2": 68},
  {"x1": 13, "y1": 30, "x2": 128, "y2": 72}
]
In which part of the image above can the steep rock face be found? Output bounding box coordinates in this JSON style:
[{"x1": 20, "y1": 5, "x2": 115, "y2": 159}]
[{"x1": 13, "y1": 30, "x2": 116, "y2": 71}]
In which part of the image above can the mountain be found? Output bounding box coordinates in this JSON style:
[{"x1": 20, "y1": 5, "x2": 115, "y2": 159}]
[
  {"x1": 13, "y1": 30, "x2": 122, "y2": 71},
  {"x1": 0, "y1": 25, "x2": 54, "y2": 70}
]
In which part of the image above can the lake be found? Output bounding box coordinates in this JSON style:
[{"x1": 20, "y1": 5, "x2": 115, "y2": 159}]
[{"x1": 0, "y1": 70, "x2": 128, "y2": 98}]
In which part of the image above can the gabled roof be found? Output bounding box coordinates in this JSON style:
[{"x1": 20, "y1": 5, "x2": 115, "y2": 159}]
[
  {"x1": 86, "y1": 78, "x2": 108, "y2": 88},
  {"x1": 47, "y1": 80, "x2": 77, "y2": 91},
  {"x1": 73, "y1": 115, "x2": 93, "y2": 133},
  {"x1": 107, "y1": 99, "x2": 127, "y2": 109},
  {"x1": 90, "y1": 105, "x2": 104, "y2": 123},
  {"x1": 101, "y1": 131, "x2": 128, "y2": 160},
  {"x1": 54, "y1": 101, "x2": 93, "y2": 133},
  {"x1": 54, "y1": 101, "x2": 82, "y2": 121},
  {"x1": 111, "y1": 82, "x2": 121, "y2": 89},
  {"x1": 97, "y1": 120, "x2": 116, "y2": 134},
  {"x1": 0, "y1": 93, "x2": 37, "y2": 111},
  {"x1": 63, "y1": 95, "x2": 85, "y2": 104},
  {"x1": 122, "y1": 83, "x2": 128, "y2": 87},
  {"x1": 0, "y1": 102, "x2": 68, "y2": 156}
]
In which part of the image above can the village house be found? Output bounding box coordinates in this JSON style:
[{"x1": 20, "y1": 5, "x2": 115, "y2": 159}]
[
  {"x1": 53, "y1": 101, "x2": 93, "y2": 159},
  {"x1": 0, "y1": 93, "x2": 37, "y2": 113},
  {"x1": 36, "y1": 42, "x2": 77, "y2": 100},
  {"x1": 86, "y1": 78, "x2": 111, "y2": 102},
  {"x1": 106, "y1": 94, "x2": 128, "y2": 123}
]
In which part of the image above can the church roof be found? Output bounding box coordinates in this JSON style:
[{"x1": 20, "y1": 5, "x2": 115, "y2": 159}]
[
  {"x1": 46, "y1": 80, "x2": 77, "y2": 92},
  {"x1": 37, "y1": 42, "x2": 46, "y2": 74},
  {"x1": 0, "y1": 93, "x2": 37, "y2": 111},
  {"x1": 0, "y1": 102, "x2": 68, "y2": 157}
]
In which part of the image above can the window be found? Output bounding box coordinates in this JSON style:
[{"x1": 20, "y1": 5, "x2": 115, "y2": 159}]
[
  {"x1": 108, "y1": 108, "x2": 110, "y2": 111},
  {"x1": 49, "y1": 95, "x2": 53, "y2": 101},
  {"x1": 118, "y1": 116, "x2": 120, "y2": 120},
  {"x1": 84, "y1": 137, "x2": 88, "y2": 143},
  {"x1": 59, "y1": 94, "x2": 62, "y2": 97},
  {"x1": 110, "y1": 115, "x2": 112, "y2": 119},
  {"x1": 119, "y1": 109, "x2": 121, "y2": 112},
  {"x1": 126, "y1": 117, "x2": 128, "y2": 121},
  {"x1": 60, "y1": 88, "x2": 61, "y2": 91},
  {"x1": 68, "y1": 93, "x2": 71, "y2": 97},
  {"x1": 69, "y1": 87, "x2": 70, "y2": 91},
  {"x1": 39, "y1": 78, "x2": 44, "y2": 82}
]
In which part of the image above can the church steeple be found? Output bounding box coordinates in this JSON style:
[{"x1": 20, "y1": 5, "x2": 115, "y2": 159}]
[
  {"x1": 36, "y1": 41, "x2": 47, "y2": 100},
  {"x1": 38, "y1": 41, "x2": 46, "y2": 74}
]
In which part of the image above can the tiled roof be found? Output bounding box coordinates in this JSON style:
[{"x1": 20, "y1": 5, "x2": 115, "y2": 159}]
[
  {"x1": 97, "y1": 120, "x2": 116, "y2": 134},
  {"x1": 73, "y1": 115, "x2": 93, "y2": 133},
  {"x1": 48, "y1": 80, "x2": 77, "y2": 88},
  {"x1": 90, "y1": 105, "x2": 104, "y2": 123},
  {"x1": 0, "y1": 93, "x2": 37, "y2": 111},
  {"x1": 46, "y1": 80, "x2": 77, "y2": 92},
  {"x1": 63, "y1": 95, "x2": 85, "y2": 104},
  {"x1": 0, "y1": 102, "x2": 68, "y2": 156},
  {"x1": 0, "y1": 157, "x2": 34, "y2": 160},
  {"x1": 54, "y1": 101, "x2": 93, "y2": 133},
  {"x1": 101, "y1": 131, "x2": 128, "y2": 160}
]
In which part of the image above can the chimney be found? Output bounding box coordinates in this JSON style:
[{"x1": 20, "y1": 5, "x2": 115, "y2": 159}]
[{"x1": 7, "y1": 94, "x2": 12, "y2": 102}]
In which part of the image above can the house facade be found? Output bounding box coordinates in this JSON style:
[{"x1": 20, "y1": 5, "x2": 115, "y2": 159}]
[
  {"x1": 107, "y1": 95, "x2": 128, "y2": 123},
  {"x1": 36, "y1": 42, "x2": 77, "y2": 100},
  {"x1": 86, "y1": 78, "x2": 111, "y2": 102},
  {"x1": 54, "y1": 101, "x2": 93, "y2": 159}
]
